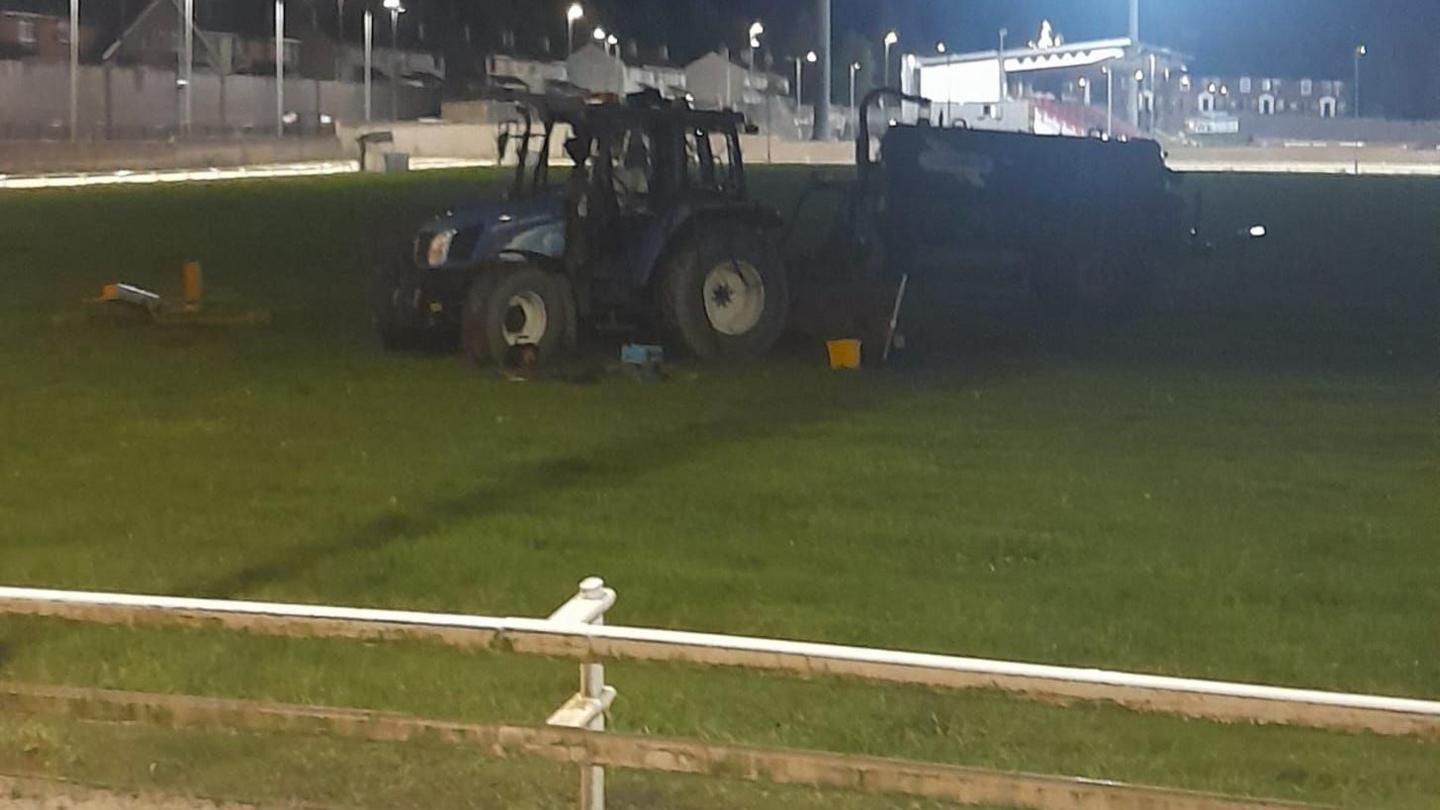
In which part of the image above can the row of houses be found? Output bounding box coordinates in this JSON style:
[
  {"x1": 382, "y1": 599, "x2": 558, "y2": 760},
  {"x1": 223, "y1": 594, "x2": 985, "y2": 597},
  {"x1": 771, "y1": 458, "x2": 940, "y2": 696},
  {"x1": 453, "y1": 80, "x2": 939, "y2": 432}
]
[
  {"x1": 1, "y1": 5, "x2": 806, "y2": 133},
  {"x1": 485, "y1": 45, "x2": 789, "y2": 111},
  {"x1": 0, "y1": 4, "x2": 790, "y2": 107}
]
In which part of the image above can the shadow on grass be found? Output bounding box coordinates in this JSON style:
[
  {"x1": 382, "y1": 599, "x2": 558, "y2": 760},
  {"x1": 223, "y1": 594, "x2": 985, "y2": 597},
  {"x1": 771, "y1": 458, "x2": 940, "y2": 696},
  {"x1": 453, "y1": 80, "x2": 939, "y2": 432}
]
[{"x1": 185, "y1": 387, "x2": 879, "y2": 599}]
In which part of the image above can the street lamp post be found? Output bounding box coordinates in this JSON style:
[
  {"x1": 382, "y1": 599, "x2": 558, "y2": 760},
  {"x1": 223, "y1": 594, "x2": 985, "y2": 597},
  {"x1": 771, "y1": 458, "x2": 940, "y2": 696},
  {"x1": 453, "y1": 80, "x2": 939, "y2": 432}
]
[
  {"x1": 68, "y1": 0, "x2": 79, "y2": 140},
  {"x1": 795, "y1": 50, "x2": 816, "y2": 109},
  {"x1": 1133, "y1": 68, "x2": 1144, "y2": 129},
  {"x1": 566, "y1": 3, "x2": 583, "y2": 55},
  {"x1": 849, "y1": 61, "x2": 860, "y2": 115},
  {"x1": 363, "y1": 9, "x2": 372, "y2": 121},
  {"x1": 936, "y1": 41, "x2": 949, "y2": 123},
  {"x1": 1353, "y1": 45, "x2": 1366, "y2": 118},
  {"x1": 747, "y1": 21, "x2": 764, "y2": 123},
  {"x1": 383, "y1": 0, "x2": 403, "y2": 121},
  {"x1": 335, "y1": 0, "x2": 346, "y2": 87},
  {"x1": 1101, "y1": 65, "x2": 1113, "y2": 138},
  {"x1": 181, "y1": 0, "x2": 193, "y2": 135},
  {"x1": 883, "y1": 30, "x2": 898, "y2": 89},
  {"x1": 998, "y1": 28, "x2": 1008, "y2": 102},
  {"x1": 275, "y1": 0, "x2": 285, "y2": 137}
]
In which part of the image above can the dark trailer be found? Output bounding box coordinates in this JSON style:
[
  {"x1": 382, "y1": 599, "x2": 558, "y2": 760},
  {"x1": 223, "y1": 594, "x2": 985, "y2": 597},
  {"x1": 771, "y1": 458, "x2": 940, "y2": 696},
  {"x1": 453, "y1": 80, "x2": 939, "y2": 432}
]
[
  {"x1": 788, "y1": 92, "x2": 1207, "y2": 353},
  {"x1": 874, "y1": 120, "x2": 1185, "y2": 315}
]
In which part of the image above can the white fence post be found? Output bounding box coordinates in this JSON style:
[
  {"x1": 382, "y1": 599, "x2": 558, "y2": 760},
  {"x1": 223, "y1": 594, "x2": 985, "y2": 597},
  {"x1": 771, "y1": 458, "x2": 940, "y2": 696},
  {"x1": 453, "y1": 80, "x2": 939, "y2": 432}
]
[{"x1": 546, "y1": 576, "x2": 617, "y2": 810}]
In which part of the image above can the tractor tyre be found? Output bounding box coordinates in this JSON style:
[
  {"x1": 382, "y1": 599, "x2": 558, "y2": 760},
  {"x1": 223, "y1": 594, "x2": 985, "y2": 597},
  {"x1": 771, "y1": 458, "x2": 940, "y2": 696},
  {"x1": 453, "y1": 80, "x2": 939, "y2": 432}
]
[
  {"x1": 657, "y1": 225, "x2": 789, "y2": 360},
  {"x1": 461, "y1": 264, "x2": 573, "y2": 369}
]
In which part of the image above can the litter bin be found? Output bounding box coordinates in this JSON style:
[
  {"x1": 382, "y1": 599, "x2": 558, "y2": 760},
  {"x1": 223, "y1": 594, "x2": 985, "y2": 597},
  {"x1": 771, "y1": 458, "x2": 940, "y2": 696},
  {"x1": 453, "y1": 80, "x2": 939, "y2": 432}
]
[{"x1": 356, "y1": 130, "x2": 394, "y2": 173}]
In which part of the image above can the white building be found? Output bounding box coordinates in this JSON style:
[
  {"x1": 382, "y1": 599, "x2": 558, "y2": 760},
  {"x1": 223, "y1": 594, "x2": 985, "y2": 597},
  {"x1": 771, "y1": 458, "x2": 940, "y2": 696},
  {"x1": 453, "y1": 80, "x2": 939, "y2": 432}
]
[
  {"x1": 906, "y1": 32, "x2": 1189, "y2": 136},
  {"x1": 684, "y1": 51, "x2": 785, "y2": 111}
]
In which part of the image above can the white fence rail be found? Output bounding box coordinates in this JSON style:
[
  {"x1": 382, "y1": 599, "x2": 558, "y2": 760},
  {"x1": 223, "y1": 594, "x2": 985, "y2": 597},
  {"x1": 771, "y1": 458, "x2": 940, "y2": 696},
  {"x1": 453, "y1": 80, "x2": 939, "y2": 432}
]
[{"x1": 2, "y1": 579, "x2": 1437, "y2": 808}]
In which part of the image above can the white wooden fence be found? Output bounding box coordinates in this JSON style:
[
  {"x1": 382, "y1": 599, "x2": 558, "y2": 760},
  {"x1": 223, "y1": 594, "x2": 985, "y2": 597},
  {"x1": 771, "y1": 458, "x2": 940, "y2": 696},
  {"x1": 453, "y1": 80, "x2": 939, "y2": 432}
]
[{"x1": 2, "y1": 578, "x2": 1437, "y2": 809}]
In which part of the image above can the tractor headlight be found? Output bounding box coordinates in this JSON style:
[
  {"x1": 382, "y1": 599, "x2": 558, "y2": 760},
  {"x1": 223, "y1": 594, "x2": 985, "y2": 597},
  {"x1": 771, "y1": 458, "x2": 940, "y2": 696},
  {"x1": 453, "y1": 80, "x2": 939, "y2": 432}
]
[{"x1": 425, "y1": 229, "x2": 457, "y2": 268}]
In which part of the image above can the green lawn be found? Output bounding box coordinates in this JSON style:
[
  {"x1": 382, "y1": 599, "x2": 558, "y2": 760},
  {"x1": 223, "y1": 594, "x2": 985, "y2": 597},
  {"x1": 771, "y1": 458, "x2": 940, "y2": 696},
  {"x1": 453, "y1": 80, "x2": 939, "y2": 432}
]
[{"x1": 0, "y1": 168, "x2": 1437, "y2": 808}]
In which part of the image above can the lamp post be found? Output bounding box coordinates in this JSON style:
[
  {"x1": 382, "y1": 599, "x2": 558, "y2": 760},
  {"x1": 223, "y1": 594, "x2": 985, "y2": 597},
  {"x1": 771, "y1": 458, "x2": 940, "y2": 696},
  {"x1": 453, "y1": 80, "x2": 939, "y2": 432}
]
[
  {"x1": 1353, "y1": 44, "x2": 1366, "y2": 118},
  {"x1": 566, "y1": 3, "x2": 583, "y2": 55},
  {"x1": 998, "y1": 28, "x2": 1008, "y2": 102},
  {"x1": 747, "y1": 21, "x2": 764, "y2": 121},
  {"x1": 882, "y1": 30, "x2": 898, "y2": 89},
  {"x1": 383, "y1": 0, "x2": 403, "y2": 120},
  {"x1": 793, "y1": 50, "x2": 816, "y2": 109},
  {"x1": 363, "y1": 9, "x2": 372, "y2": 121},
  {"x1": 1133, "y1": 67, "x2": 1144, "y2": 129},
  {"x1": 275, "y1": 0, "x2": 285, "y2": 137},
  {"x1": 936, "y1": 41, "x2": 949, "y2": 122},
  {"x1": 592, "y1": 26, "x2": 607, "y2": 56},
  {"x1": 1101, "y1": 66, "x2": 1114, "y2": 137},
  {"x1": 181, "y1": 0, "x2": 193, "y2": 135},
  {"x1": 335, "y1": 0, "x2": 346, "y2": 88},
  {"x1": 1078, "y1": 75, "x2": 1090, "y2": 107},
  {"x1": 849, "y1": 61, "x2": 860, "y2": 114},
  {"x1": 68, "y1": 0, "x2": 79, "y2": 140}
]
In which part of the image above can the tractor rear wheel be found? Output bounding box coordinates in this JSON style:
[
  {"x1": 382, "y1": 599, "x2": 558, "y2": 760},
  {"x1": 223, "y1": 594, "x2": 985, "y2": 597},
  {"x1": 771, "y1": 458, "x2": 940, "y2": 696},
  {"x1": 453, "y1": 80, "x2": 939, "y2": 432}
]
[
  {"x1": 658, "y1": 226, "x2": 788, "y2": 360},
  {"x1": 461, "y1": 264, "x2": 574, "y2": 369}
]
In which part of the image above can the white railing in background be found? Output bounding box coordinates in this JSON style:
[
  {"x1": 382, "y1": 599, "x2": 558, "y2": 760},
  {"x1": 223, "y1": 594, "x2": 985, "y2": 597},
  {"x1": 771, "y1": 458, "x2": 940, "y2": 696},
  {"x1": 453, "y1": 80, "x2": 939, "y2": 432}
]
[{"x1": 2, "y1": 579, "x2": 1438, "y2": 809}]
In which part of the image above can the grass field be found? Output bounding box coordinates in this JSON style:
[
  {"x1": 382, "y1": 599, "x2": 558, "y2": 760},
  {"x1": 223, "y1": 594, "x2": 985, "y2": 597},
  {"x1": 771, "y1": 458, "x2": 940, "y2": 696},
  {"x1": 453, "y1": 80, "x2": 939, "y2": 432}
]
[{"x1": 0, "y1": 167, "x2": 1437, "y2": 808}]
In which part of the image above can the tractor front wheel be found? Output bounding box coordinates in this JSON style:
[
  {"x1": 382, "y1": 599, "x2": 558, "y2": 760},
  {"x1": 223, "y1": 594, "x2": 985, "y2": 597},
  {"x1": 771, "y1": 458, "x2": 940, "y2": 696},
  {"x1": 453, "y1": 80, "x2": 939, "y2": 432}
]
[{"x1": 461, "y1": 264, "x2": 574, "y2": 369}]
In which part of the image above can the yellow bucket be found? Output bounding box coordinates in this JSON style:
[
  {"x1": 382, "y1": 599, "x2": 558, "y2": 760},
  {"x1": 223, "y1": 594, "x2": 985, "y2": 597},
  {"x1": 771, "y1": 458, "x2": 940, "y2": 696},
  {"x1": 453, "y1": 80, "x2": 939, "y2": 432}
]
[{"x1": 826, "y1": 339, "x2": 862, "y2": 370}]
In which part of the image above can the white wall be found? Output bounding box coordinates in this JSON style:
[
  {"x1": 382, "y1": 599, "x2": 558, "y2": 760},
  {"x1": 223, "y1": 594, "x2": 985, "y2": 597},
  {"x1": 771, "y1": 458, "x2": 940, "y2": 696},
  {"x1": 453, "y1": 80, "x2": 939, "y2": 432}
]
[
  {"x1": 0, "y1": 61, "x2": 431, "y2": 138},
  {"x1": 920, "y1": 60, "x2": 1004, "y2": 105}
]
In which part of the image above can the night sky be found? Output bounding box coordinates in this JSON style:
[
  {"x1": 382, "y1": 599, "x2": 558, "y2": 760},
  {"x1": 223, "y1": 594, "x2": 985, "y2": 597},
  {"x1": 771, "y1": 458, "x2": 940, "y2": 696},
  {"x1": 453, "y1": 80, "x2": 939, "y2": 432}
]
[{"x1": 5, "y1": 0, "x2": 1437, "y2": 117}]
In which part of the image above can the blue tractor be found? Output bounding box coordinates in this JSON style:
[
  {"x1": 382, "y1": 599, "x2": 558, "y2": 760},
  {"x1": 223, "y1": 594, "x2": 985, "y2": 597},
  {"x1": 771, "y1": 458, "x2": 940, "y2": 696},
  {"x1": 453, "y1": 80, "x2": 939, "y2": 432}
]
[{"x1": 371, "y1": 90, "x2": 789, "y2": 367}]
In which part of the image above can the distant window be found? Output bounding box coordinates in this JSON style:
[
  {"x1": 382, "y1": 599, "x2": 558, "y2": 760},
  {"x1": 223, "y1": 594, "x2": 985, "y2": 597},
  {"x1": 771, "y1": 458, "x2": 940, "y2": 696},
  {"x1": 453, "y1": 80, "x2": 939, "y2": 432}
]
[
  {"x1": 1198, "y1": 92, "x2": 1215, "y2": 113},
  {"x1": 1239, "y1": 77, "x2": 1252, "y2": 94},
  {"x1": 1261, "y1": 78, "x2": 1273, "y2": 92},
  {"x1": 1300, "y1": 78, "x2": 1313, "y2": 97},
  {"x1": 16, "y1": 19, "x2": 36, "y2": 46}
]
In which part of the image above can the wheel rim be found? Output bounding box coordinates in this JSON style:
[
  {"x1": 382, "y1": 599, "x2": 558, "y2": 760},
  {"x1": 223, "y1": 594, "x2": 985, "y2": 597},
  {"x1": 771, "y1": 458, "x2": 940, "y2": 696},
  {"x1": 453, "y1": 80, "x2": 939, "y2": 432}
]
[
  {"x1": 501, "y1": 291, "x2": 549, "y2": 346},
  {"x1": 702, "y1": 260, "x2": 766, "y2": 336}
]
